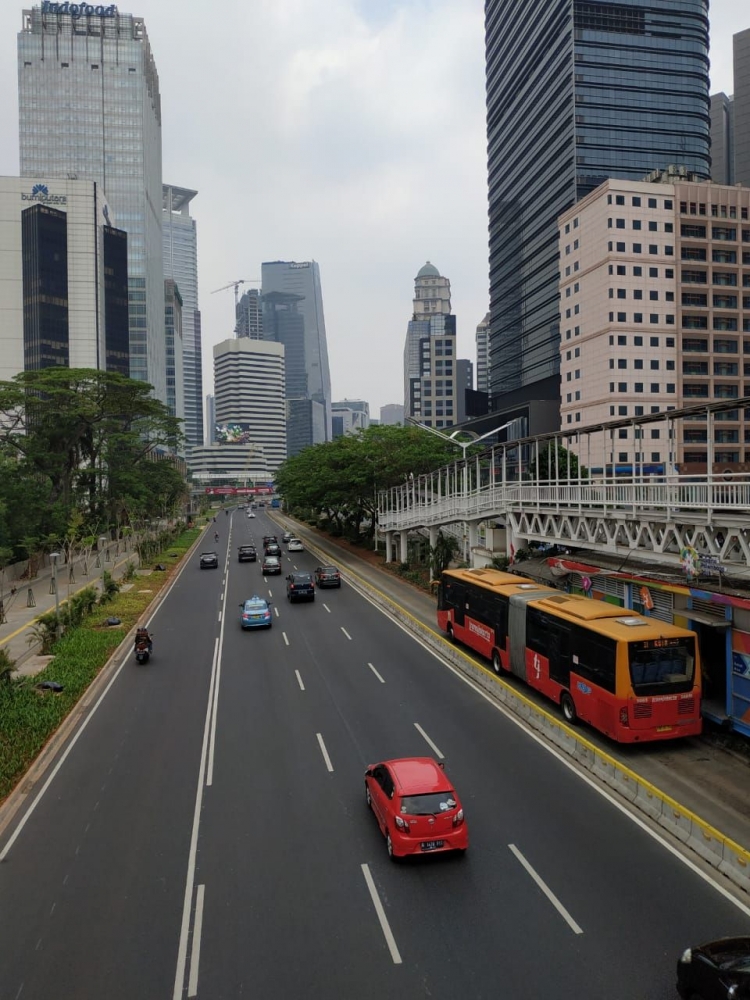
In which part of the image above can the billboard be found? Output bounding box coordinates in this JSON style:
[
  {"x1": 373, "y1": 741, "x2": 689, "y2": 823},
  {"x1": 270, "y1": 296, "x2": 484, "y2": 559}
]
[
  {"x1": 215, "y1": 422, "x2": 253, "y2": 445},
  {"x1": 205, "y1": 487, "x2": 274, "y2": 496}
]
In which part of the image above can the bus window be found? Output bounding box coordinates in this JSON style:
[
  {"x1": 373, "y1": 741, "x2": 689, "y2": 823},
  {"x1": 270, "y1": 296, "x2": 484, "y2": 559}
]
[
  {"x1": 571, "y1": 628, "x2": 617, "y2": 694},
  {"x1": 628, "y1": 638, "x2": 695, "y2": 695}
]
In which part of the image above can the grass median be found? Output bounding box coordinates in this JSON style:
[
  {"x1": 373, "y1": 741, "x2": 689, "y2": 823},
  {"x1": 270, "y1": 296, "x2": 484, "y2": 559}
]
[{"x1": 0, "y1": 526, "x2": 202, "y2": 805}]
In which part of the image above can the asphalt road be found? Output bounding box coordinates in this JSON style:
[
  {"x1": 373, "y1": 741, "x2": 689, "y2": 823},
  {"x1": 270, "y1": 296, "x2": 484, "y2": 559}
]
[{"x1": 1, "y1": 508, "x2": 749, "y2": 1000}]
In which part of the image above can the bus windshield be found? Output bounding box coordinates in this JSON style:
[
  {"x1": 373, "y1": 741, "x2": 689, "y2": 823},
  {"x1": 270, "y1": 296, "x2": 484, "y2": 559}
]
[{"x1": 628, "y1": 638, "x2": 695, "y2": 695}]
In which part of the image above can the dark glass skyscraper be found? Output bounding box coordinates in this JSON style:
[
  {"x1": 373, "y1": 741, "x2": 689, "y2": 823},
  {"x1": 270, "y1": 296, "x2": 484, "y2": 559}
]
[
  {"x1": 485, "y1": 0, "x2": 710, "y2": 424},
  {"x1": 21, "y1": 204, "x2": 69, "y2": 370}
]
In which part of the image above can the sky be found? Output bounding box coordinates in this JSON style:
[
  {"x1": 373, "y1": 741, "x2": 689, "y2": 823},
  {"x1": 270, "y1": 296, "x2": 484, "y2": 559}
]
[{"x1": 0, "y1": 0, "x2": 743, "y2": 418}]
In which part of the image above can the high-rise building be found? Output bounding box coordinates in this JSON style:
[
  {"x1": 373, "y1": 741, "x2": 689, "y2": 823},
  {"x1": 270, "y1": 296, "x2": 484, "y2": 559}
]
[
  {"x1": 0, "y1": 176, "x2": 128, "y2": 382},
  {"x1": 558, "y1": 172, "x2": 750, "y2": 471},
  {"x1": 331, "y1": 400, "x2": 370, "y2": 438},
  {"x1": 735, "y1": 28, "x2": 750, "y2": 187},
  {"x1": 163, "y1": 185, "x2": 202, "y2": 447},
  {"x1": 286, "y1": 398, "x2": 326, "y2": 457},
  {"x1": 403, "y1": 262, "x2": 457, "y2": 428},
  {"x1": 475, "y1": 312, "x2": 491, "y2": 395},
  {"x1": 380, "y1": 403, "x2": 404, "y2": 426},
  {"x1": 261, "y1": 260, "x2": 332, "y2": 441},
  {"x1": 212, "y1": 338, "x2": 287, "y2": 472},
  {"x1": 19, "y1": 5, "x2": 166, "y2": 401},
  {"x1": 164, "y1": 279, "x2": 184, "y2": 444},
  {"x1": 710, "y1": 93, "x2": 734, "y2": 186},
  {"x1": 236, "y1": 289, "x2": 263, "y2": 339},
  {"x1": 204, "y1": 393, "x2": 215, "y2": 447},
  {"x1": 262, "y1": 291, "x2": 307, "y2": 398},
  {"x1": 485, "y1": 0, "x2": 711, "y2": 431},
  {"x1": 455, "y1": 360, "x2": 473, "y2": 425}
]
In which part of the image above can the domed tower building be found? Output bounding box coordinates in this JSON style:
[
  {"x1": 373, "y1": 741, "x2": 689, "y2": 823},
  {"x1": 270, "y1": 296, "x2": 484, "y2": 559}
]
[{"x1": 403, "y1": 262, "x2": 456, "y2": 428}]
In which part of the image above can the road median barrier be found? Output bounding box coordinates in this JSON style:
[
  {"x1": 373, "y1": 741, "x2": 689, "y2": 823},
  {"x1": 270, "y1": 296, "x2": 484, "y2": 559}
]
[{"x1": 293, "y1": 532, "x2": 750, "y2": 897}]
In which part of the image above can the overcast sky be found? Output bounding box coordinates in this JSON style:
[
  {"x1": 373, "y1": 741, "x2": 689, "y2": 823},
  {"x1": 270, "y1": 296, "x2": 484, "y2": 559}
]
[{"x1": 0, "y1": 0, "x2": 743, "y2": 417}]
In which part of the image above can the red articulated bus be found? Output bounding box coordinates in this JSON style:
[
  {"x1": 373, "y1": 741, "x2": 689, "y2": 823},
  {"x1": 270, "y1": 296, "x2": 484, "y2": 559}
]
[{"x1": 437, "y1": 568, "x2": 701, "y2": 743}]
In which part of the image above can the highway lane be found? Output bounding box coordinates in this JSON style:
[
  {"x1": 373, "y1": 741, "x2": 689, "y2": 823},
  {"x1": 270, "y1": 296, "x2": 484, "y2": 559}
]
[
  {"x1": 0, "y1": 523, "x2": 230, "y2": 1000},
  {"x1": 194, "y1": 510, "x2": 750, "y2": 999},
  {"x1": 1, "y1": 507, "x2": 749, "y2": 1000}
]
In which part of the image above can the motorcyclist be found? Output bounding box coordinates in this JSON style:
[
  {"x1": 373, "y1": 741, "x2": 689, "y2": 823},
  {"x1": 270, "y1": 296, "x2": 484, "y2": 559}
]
[
  {"x1": 214, "y1": 531, "x2": 220, "y2": 543},
  {"x1": 134, "y1": 625, "x2": 153, "y2": 654}
]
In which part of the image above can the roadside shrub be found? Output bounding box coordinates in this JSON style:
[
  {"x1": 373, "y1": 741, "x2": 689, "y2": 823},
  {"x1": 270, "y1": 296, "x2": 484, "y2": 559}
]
[
  {"x1": 0, "y1": 648, "x2": 16, "y2": 686},
  {"x1": 99, "y1": 570, "x2": 120, "y2": 604},
  {"x1": 26, "y1": 611, "x2": 60, "y2": 654},
  {"x1": 123, "y1": 561, "x2": 137, "y2": 582},
  {"x1": 67, "y1": 586, "x2": 98, "y2": 627}
]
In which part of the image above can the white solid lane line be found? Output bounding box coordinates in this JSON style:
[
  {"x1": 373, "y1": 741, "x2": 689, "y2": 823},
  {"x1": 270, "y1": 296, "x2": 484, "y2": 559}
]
[
  {"x1": 295, "y1": 670, "x2": 305, "y2": 691},
  {"x1": 283, "y1": 632, "x2": 290, "y2": 646},
  {"x1": 414, "y1": 722, "x2": 444, "y2": 759},
  {"x1": 207, "y1": 532, "x2": 231, "y2": 787},
  {"x1": 361, "y1": 864, "x2": 403, "y2": 965},
  {"x1": 187, "y1": 884, "x2": 205, "y2": 998},
  {"x1": 341, "y1": 627, "x2": 352, "y2": 641},
  {"x1": 323, "y1": 603, "x2": 331, "y2": 614},
  {"x1": 367, "y1": 662, "x2": 385, "y2": 684},
  {"x1": 508, "y1": 844, "x2": 583, "y2": 935},
  {"x1": 316, "y1": 733, "x2": 334, "y2": 772}
]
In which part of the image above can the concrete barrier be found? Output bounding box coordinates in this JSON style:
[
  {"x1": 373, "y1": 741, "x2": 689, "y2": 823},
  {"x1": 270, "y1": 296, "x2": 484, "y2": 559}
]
[{"x1": 326, "y1": 554, "x2": 750, "y2": 899}]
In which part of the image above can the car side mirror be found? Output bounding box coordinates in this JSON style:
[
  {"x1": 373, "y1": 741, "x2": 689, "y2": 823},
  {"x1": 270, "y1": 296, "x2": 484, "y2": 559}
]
[
  {"x1": 267, "y1": 601, "x2": 272, "y2": 606},
  {"x1": 365, "y1": 768, "x2": 373, "y2": 777},
  {"x1": 239, "y1": 604, "x2": 243, "y2": 608}
]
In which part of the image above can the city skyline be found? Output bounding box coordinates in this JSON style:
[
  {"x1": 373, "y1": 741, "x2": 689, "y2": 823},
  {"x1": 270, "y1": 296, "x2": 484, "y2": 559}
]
[{"x1": 0, "y1": 2, "x2": 742, "y2": 414}]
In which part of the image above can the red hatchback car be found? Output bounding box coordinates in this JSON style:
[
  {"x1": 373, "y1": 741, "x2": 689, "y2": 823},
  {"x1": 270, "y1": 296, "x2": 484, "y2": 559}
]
[{"x1": 364, "y1": 757, "x2": 468, "y2": 860}]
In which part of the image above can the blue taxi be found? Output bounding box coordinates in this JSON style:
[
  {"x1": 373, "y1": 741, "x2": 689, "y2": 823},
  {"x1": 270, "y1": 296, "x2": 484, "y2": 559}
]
[{"x1": 239, "y1": 596, "x2": 273, "y2": 629}]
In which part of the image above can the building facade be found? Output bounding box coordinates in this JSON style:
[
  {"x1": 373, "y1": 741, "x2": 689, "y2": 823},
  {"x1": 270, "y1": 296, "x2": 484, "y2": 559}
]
[
  {"x1": 735, "y1": 28, "x2": 750, "y2": 187},
  {"x1": 261, "y1": 260, "x2": 331, "y2": 441},
  {"x1": 485, "y1": 0, "x2": 711, "y2": 429},
  {"x1": 286, "y1": 398, "x2": 326, "y2": 457},
  {"x1": 403, "y1": 262, "x2": 457, "y2": 428},
  {"x1": 164, "y1": 279, "x2": 184, "y2": 446},
  {"x1": 710, "y1": 93, "x2": 734, "y2": 186},
  {"x1": 0, "y1": 176, "x2": 127, "y2": 382},
  {"x1": 212, "y1": 338, "x2": 287, "y2": 472},
  {"x1": 559, "y1": 173, "x2": 750, "y2": 471},
  {"x1": 331, "y1": 400, "x2": 370, "y2": 438},
  {"x1": 163, "y1": 185, "x2": 202, "y2": 447},
  {"x1": 379, "y1": 403, "x2": 404, "y2": 426},
  {"x1": 475, "y1": 312, "x2": 490, "y2": 395},
  {"x1": 236, "y1": 289, "x2": 263, "y2": 339},
  {"x1": 19, "y1": 5, "x2": 166, "y2": 401},
  {"x1": 204, "y1": 393, "x2": 215, "y2": 446},
  {"x1": 455, "y1": 359, "x2": 473, "y2": 425}
]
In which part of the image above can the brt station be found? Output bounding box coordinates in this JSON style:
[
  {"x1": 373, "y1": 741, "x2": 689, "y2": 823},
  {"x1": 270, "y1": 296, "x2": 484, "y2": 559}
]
[{"x1": 376, "y1": 398, "x2": 750, "y2": 738}]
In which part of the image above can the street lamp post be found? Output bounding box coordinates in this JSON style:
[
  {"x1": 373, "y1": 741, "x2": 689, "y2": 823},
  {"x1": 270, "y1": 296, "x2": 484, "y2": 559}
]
[
  {"x1": 99, "y1": 536, "x2": 107, "y2": 594},
  {"x1": 50, "y1": 551, "x2": 60, "y2": 639}
]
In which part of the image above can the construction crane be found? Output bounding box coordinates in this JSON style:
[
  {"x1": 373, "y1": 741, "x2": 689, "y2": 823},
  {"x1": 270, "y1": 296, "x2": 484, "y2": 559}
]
[{"x1": 211, "y1": 279, "x2": 261, "y2": 336}]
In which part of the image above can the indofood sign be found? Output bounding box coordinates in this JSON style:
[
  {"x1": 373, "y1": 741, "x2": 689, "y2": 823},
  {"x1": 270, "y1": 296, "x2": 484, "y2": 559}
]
[
  {"x1": 21, "y1": 183, "x2": 67, "y2": 206},
  {"x1": 41, "y1": 2, "x2": 118, "y2": 16}
]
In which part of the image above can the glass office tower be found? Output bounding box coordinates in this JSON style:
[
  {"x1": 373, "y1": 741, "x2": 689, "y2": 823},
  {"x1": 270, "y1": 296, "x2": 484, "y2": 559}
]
[
  {"x1": 485, "y1": 0, "x2": 710, "y2": 424},
  {"x1": 18, "y1": 6, "x2": 166, "y2": 402}
]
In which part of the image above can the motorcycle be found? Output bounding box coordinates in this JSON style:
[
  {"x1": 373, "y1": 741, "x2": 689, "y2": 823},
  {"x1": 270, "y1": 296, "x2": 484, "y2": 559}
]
[{"x1": 134, "y1": 633, "x2": 153, "y2": 664}]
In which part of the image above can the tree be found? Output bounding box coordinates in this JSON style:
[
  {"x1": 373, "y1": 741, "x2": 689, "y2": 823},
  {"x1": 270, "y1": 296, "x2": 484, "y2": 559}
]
[
  {"x1": 528, "y1": 443, "x2": 587, "y2": 482},
  {"x1": 430, "y1": 531, "x2": 459, "y2": 580}
]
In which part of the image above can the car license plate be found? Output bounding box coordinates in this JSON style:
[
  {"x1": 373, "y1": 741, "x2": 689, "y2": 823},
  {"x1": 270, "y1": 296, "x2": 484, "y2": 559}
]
[
  {"x1": 656, "y1": 725, "x2": 673, "y2": 732},
  {"x1": 252, "y1": 615, "x2": 263, "y2": 620},
  {"x1": 420, "y1": 840, "x2": 444, "y2": 851}
]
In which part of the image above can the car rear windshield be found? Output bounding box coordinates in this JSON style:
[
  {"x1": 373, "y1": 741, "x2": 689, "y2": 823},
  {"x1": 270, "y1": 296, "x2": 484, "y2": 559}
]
[
  {"x1": 399, "y1": 792, "x2": 457, "y2": 815},
  {"x1": 320, "y1": 567, "x2": 337, "y2": 573},
  {"x1": 293, "y1": 574, "x2": 312, "y2": 582},
  {"x1": 264, "y1": 557, "x2": 279, "y2": 564}
]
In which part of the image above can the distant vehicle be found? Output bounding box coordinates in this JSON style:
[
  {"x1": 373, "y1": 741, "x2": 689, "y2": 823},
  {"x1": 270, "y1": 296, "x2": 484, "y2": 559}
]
[
  {"x1": 287, "y1": 538, "x2": 304, "y2": 553},
  {"x1": 238, "y1": 545, "x2": 257, "y2": 563},
  {"x1": 247, "y1": 511, "x2": 256, "y2": 518},
  {"x1": 239, "y1": 596, "x2": 273, "y2": 629},
  {"x1": 261, "y1": 555, "x2": 282, "y2": 575},
  {"x1": 676, "y1": 936, "x2": 750, "y2": 999},
  {"x1": 199, "y1": 551, "x2": 219, "y2": 569},
  {"x1": 282, "y1": 531, "x2": 292, "y2": 543},
  {"x1": 437, "y1": 568, "x2": 702, "y2": 743},
  {"x1": 314, "y1": 565, "x2": 341, "y2": 588},
  {"x1": 365, "y1": 758, "x2": 468, "y2": 861},
  {"x1": 286, "y1": 572, "x2": 315, "y2": 602},
  {"x1": 271, "y1": 498, "x2": 280, "y2": 508},
  {"x1": 264, "y1": 542, "x2": 281, "y2": 557},
  {"x1": 262, "y1": 535, "x2": 278, "y2": 546},
  {"x1": 257, "y1": 501, "x2": 265, "y2": 508}
]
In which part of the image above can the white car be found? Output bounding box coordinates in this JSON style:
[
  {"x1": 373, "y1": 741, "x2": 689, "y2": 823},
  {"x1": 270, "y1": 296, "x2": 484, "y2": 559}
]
[
  {"x1": 287, "y1": 538, "x2": 304, "y2": 552},
  {"x1": 247, "y1": 511, "x2": 255, "y2": 518}
]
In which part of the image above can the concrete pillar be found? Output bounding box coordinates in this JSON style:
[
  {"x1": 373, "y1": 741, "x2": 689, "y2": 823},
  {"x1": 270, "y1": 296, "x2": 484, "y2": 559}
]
[
  {"x1": 507, "y1": 522, "x2": 518, "y2": 564},
  {"x1": 385, "y1": 531, "x2": 393, "y2": 564},
  {"x1": 429, "y1": 525, "x2": 438, "y2": 581},
  {"x1": 468, "y1": 522, "x2": 479, "y2": 567},
  {"x1": 399, "y1": 531, "x2": 408, "y2": 564}
]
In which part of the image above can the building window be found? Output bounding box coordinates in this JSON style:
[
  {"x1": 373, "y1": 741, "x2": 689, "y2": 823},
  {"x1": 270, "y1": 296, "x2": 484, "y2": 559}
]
[
  {"x1": 650, "y1": 383, "x2": 659, "y2": 393},
  {"x1": 634, "y1": 336, "x2": 643, "y2": 346},
  {"x1": 634, "y1": 313, "x2": 643, "y2": 323},
  {"x1": 616, "y1": 219, "x2": 625, "y2": 229},
  {"x1": 650, "y1": 360, "x2": 659, "y2": 370},
  {"x1": 617, "y1": 359, "x2": 627, "y2": 369},
  {"x1": 617, "y1": 242, "x2": 626, "y2": 252},
  {"x1": 618, "y1": 383, "x2": 627, "y2": 392},
  {"x1": 618, "y1": 312, "x2": 626, "y2": 322},
  {"x1": 618, "y1": 335, "x2": 626, "y2": 345},
  {"x1": 634, "y1": 383, "x2": 643, "y2": 393},
  {"x1": 617, "y1": 289, "x2": 626, "y2": 299},
  {"x1": 618, "y1": 406, "x2": 627, "y2": 415},
  {"x1": 634, "y1": 359, "x2": 643, "y2": 369},
  {"x1": 633, "y1": 243, "x2": 642, "y2": 253}
]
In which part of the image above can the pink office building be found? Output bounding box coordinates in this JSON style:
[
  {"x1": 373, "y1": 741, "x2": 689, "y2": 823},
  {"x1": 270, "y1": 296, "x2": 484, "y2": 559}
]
[{"x1": 559, "y1": 172, "x2": 750, "y2": 472}]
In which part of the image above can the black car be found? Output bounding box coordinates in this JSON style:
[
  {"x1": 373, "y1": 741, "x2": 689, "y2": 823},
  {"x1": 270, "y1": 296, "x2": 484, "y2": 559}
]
[
  {"x1": 238, "y1": 545, "x2": 257, "y2": 563},
  {"x1": 314, "y1": 565, "x2": 341, "y2": 588},
  {"x1": 677, "y1": 937, "x2": 750, "y2": 999},
  {"x1": 262, "y1": 535, "x2": 278, "y2": 547},
  {"x1": 199, "y1": 551, "x2": 219, "y2": 569},
  {"x1": 264, "y1": 542, "x2": 281, "y2": 557},
  {"x1": 286, "y1": 572, "x2": 315, "y2": 602},
  {"x1": 282, "y1": 531, "x2": 292, "y2": 543}
]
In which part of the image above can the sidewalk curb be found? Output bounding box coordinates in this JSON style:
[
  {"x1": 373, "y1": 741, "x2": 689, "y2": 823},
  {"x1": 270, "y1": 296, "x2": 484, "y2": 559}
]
[
  {"x1": 0, "y1": 527, "x2": 206, "y2": 848},
  {"x1": 277, "y1": 515, "x2": 750, "y2": 898}
]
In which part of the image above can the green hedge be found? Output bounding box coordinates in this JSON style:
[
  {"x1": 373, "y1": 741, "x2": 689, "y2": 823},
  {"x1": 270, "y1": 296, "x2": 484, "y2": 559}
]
[{"x1": 0, "y1": 526, "x2": 201, "y2": 804}]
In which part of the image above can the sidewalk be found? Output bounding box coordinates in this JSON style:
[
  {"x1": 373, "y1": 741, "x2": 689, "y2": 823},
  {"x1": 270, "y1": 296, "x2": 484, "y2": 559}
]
[
  {"x1": 0, "y1": 543, "x2": 141, "y2": 669},
  {"x1": 271, "y1": 513, "x2": 750, "y2": 853}
]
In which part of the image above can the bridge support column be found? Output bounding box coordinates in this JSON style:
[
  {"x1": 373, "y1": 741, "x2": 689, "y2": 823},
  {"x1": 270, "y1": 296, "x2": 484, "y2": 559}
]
[
  {"x1": 385, "y1": 531, "x2": 394, "y2": 564},
  {"x1": 468, "y1": 522, "x2": 479, "y2": 567},
  {"x1": 429, "y1": 525, "x2": 438, "y2": 581},
  {"x1": 507, "y1": 523, "x2": 518, "y2": 564},
  {"x1": 399, "y1": 531, "x2": 408, "y2": 564}
]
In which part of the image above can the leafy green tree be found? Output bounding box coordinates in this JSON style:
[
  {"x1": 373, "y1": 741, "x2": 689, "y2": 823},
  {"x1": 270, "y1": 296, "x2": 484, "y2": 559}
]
[{"x1": 528, "y1": 443, "x2": 587, "y2": 482}]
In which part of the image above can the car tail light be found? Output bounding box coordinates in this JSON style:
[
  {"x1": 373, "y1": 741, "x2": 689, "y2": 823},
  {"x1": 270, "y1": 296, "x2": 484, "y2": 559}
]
[
  {"x1": 453, "y1": 809, "x2": 464, "y2": 827},
  {"x1": 619, "y1": 707, "x2": 629, "y2": 726},
  {"x1": 394, "y1": 816, "x2": 408, "y2": 831}
]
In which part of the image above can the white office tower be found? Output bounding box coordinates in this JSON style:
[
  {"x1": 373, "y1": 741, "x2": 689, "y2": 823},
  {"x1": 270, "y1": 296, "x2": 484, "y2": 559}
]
[
  {"x1": 475, "y1": 312, "x2": 491, "y2": 395},
  {"x1": 403, "y1": 262, "x2": 456, "y2": 427},
  {"x1": 214, "y1": 338, "x2": 287, "y2": 472},
  {"x1": 163, "y1": 185, "x2": 202, "y2": 447},
  {"x1": 261, "y1": 260, "x2": 332, "y2": 441},
  {"x1": 379, "y1": 403, "x2": 404, "y2": 426},
  {"x1": 18, "y1": 5, "x2": 166, "y2": 402}
]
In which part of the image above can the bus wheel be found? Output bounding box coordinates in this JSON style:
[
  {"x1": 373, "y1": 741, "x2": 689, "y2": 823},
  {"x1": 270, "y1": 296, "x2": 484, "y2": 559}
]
[
  {"x1": 560, "y1": 692, "x2": 577, "y2": 725},
  {"x1": 492, "y1": 650, "x2": 502, "y2": 674},
  {"x1": 447, "y1": 623, "x2": 456, "y2": 642}
]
